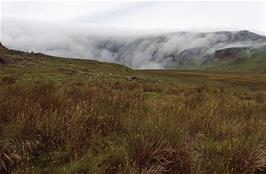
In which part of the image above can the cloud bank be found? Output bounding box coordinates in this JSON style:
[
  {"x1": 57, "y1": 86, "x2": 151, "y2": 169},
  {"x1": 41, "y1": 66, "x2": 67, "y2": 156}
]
[{"x1": 2, "y1": 19, "x2": 266, "y2": 69}]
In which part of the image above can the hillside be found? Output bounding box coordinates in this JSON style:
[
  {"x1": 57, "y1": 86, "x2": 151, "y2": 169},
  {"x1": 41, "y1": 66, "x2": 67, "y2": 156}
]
[
  {"x1": 1, "y1": 43, "x2": 266, "y2": 174},
  {"x1": 201, "y1": 46, "x2": 266, "y2": 72},
  {"x1": 0, "y1": 42, "x2": 133, "y2": 82}
]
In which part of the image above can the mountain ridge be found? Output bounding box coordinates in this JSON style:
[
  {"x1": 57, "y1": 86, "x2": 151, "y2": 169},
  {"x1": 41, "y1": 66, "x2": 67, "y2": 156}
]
[{"x1": 87, "y1": 30, "x2": 265, "y2": 69}]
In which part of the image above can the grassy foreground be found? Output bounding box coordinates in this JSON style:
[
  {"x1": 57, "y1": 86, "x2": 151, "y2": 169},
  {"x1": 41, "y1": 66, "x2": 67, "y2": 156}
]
[{"x1": 1, "y1": 46, "x2": 266, "y2": 173}]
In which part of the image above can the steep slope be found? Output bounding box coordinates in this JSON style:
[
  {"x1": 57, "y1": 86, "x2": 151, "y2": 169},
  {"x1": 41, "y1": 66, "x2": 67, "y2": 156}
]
[{"x1": 107, "y1": 30, "x2": 266, "y2": 69}]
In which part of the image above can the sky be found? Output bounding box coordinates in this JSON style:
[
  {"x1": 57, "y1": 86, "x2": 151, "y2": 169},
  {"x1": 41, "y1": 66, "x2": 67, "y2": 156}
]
[
  {"x1": 1, "y1": 1, "x2": 266, "y2": 35},
  {"x1": 0, "y1": 0, "x2": 265, "y2": 69}
]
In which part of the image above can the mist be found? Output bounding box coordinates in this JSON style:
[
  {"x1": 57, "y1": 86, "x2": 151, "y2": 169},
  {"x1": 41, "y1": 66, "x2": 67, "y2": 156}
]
[{"x1": 2, "y1": 19, "x2": 266, "y2": 69}]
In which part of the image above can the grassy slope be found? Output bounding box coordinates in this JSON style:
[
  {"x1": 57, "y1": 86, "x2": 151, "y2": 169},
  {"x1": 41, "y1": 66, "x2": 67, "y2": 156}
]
[
  {"x1": 1, "y1": 46, "x2": 266, "y2": 90},
  {"x1": 1, "y1": 47, "x2": 266, "y2": 174},
  {"x1": 0, "y1": 46, "x2": 132, "y2": 82}
]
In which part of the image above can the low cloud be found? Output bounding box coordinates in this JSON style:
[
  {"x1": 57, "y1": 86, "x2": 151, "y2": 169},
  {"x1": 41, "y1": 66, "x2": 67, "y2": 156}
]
[{"x1": 2, "y1": 19, "x2": 265, "y2": 69}]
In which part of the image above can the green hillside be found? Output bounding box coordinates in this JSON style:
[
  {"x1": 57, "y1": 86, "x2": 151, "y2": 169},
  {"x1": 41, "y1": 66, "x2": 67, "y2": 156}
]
[
  {"x1": 0, "y1": 44, "x2": 133, "y2": 83},
  {"x1": 202, "y1": 47, "x2": 266, "y2": 72}
]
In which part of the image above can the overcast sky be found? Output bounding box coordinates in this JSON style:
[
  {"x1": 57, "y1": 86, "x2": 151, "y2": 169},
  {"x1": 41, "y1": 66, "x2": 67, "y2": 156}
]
[{"x1": 1, "y1": 1, "x2": 266, "y2": 35}]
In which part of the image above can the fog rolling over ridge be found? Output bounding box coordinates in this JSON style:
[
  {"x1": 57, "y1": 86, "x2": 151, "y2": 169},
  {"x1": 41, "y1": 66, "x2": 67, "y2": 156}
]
[
  {"x1": 2, "y1": 1, "x2": 265, "y2": 69},
  {"x1": 2, "y1": 21, "x2": 266, "y2": 69}
]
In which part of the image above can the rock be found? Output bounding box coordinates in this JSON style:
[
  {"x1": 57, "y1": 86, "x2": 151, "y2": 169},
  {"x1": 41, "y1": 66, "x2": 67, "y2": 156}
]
[
  {"x1": 127, "y1": 76, "x2": 138, "y2": 81},
  {"x1": 215, "y1": 47, "x2": 245, "y2": 60}
]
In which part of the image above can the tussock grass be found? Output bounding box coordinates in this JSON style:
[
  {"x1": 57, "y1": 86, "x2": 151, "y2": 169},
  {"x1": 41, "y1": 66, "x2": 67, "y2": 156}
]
[{"x1": 0, "y1": 79, "x2": 266, "y2": 173}]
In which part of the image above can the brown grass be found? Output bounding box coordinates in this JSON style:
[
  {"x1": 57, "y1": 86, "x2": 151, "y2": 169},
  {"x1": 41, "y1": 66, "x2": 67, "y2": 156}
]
[{"x1": 0, "y1": 80, "x2": 266, "y2": 173}]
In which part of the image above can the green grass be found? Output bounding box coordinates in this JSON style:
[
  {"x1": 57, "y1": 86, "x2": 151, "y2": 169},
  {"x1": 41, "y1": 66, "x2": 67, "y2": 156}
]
[{"x1": 1, "y1": 46, "x2": 266, "y2": 173}]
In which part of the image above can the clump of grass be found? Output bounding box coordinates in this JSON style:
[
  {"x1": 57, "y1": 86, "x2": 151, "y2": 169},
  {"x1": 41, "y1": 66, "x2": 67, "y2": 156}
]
[
  {"x1": 124, "y1": 108, "x2": 194, "y2": 174},
  {"x1": 128, "y1": 134, "x2": 192, "y2": 173},
  {"x1": 197, "y1": 137, "x2": 266, "y2": 174},
  {"x1": 0, "y1": 143, "x2": 22, "y2": 174}
]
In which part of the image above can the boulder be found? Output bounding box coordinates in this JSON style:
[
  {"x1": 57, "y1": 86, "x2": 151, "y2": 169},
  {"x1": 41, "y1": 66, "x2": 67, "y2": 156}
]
[{"x1": 127, "y1": 76, "x2": 138, "y2": 81}]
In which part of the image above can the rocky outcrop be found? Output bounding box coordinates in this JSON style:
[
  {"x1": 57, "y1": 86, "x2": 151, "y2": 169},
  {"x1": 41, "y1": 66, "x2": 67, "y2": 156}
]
[{"x1": 215, "y1": 47, "x2": 244, "y2": 60}]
